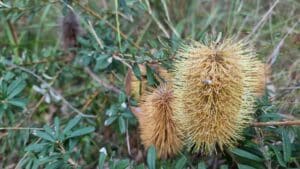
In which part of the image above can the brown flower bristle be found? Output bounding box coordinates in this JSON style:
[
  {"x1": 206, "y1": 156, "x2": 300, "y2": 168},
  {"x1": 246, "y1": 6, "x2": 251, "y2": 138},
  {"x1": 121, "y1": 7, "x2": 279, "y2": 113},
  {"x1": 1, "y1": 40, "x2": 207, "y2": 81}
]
[
  {"x1": 137, "y1": 83, "x2": 183, "y2": 158},
  {"x1": 172, "y1": 39, "x2": 265, "y2": 153}
]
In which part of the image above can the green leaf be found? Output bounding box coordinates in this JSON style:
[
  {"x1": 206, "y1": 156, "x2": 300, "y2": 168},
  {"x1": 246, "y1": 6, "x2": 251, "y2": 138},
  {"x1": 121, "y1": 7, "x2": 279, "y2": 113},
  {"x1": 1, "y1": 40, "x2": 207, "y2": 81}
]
[
  {"x1": 95, "y1": 54, "x2": 111, "y2": 71},
  {"x1": 269, "y1": 145, "x2": 286, "y2": 167},
  {"x1": 63, "y1": 115, "x2": 81, "y2": 134},
  {"x1": 282, "y1": 128, "x2": 291, "y2": 162},
  {"x1": 147, "y1": 145, "x2": 156, "y2": 169},
  {"x1": 43, "y1": 124, "x2": 55, "y2": 138},
  {"x1": 132, "y1": 63, "x2": 142, "y2": 80},
  {"x1": 25, "y1": 143, "x2": 49, "y2": 152},
  {"x1": 118, "y1": 116, "x2": 126, "y2": 134},
  {"x1": 175, "y1": 156, "x2": 187, "y2": 169},
  {"x1": 146, "y1": 65, "x2": 155, "y2": 86},
  {"x1": 197, "y1": 161, "x2": 207, "y2": 169},
  {"x1": 67, "y1": 127, "x2": 95, "y2": 138},
  {"x1": 237, "y1": 164, "x2": 256, "y2": 169},
  {"x1": 104, "y1": 116, "x2": 118, "y2": 126},
  {"x1": 7, "y1": 98, "x2": 27, "y2": 108},
  {"x1": 115, "y1": 159, "x2": 129, "y2": 169},
  {"x1": 7, "y1": 78, "x2": 26, "y2": 99},
  {"x1": 118, "y1": 92, "x2": 126, "y2": 103},
  {"x1": 220, "y1": 165, "x2": 228, "y2": 169},
  {"x1": 98, "y1": 151, "x2": 107, "y2": 169},
  {"x1": 54, "y1": 117, "x2": 60, "y2": 138},
  {"x1": 32, "y1": 130, "x2": 55, "y2": 142},
  {"x1": 230, "y1": 148, "x2": 263, "y2": 162}
]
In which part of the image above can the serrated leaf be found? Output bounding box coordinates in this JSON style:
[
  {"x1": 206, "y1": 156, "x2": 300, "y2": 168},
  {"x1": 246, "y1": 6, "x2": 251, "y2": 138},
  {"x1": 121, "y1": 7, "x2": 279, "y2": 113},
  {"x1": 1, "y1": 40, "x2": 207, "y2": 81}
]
[
  {"x1": 175, "y1": 156, "x2": 186, "y2": 169},
  {"x1": 63, "y1": 115, "x2": 81, "y2": 134},
  {"x1": 147, "y1": 145, "x2": 156, "y2": 169},
  {"x1": 67, "y1": 127, "x2": 95, "y2": 138},
  {"x1": 32, "y1": 130, "x2": 55, "y2": 142},
  {"x1": 118, "y1": 116, "x2": 126, "y2": 134},
  {"x1": 7, "y1": 78, "x2": 26, "y2": 99},
  {"x1": 231, "y1": 148, "x2": 263, "y2": 162}
]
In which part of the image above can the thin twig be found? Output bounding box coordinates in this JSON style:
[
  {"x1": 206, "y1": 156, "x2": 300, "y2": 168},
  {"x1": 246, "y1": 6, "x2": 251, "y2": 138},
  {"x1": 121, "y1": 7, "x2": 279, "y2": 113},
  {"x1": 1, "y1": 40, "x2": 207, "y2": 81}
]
[
  {"x1": 5, "y1": 61, "x2": 96, "y2": 118},
  {"x1": 87, "y1": 20, "x2": 104, "y2": 49},
  {"x1": 113, "y1": 55, "x2": 132, "y2": 69},
  {"x1": 74, "y1": 1, "x2": 140, "y2": 48},
  {"x1": 252, "y1": 120, "x2": 300, "y2": 127},
  {"x1": 114, "y1": 0, "x2": 122, "y2": 49},
  {"x1": 126, "y1": 119, "x2": 131, "y2": 156},
  {"x1": 267, "y1": 21, "x2": 299, "y2": 65},
  {"x1": 144, "y1": 0, "x2": 170, "y2": 38},
  {"x1": 59, "y1": 143, "x2": 79, "y2": 168},
  {"x1": 84, "y1": 67, "x2": 122, "y2": 94},
  {"x1": 245, "y1": 0, "x2": 280, "y2": 40},
  {"x1": 81, "y1": 90, "x2": 101, "y2": 112}
]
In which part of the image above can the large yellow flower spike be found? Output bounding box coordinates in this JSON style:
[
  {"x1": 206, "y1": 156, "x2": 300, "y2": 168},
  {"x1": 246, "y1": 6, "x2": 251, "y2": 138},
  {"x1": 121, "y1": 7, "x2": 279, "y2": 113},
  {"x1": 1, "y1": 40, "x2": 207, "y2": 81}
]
[{"x1": 172, "y1": 39, "x2": 265, "y2": 154}]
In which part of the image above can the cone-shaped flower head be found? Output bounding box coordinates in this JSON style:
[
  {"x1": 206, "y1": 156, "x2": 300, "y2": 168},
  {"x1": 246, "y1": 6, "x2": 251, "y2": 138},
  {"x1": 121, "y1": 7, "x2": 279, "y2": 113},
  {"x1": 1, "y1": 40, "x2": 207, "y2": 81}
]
[
  {"x1": 173, "y1": 39, "x2": 265, "y2": 154},
  {"x1": 137, "y1": 83, "x2": 183, "y2": 158}
]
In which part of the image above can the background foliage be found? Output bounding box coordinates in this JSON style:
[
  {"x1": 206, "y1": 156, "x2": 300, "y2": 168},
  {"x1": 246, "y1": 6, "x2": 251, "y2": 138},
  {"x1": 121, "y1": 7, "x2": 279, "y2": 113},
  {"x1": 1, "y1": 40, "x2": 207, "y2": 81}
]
[{"x1": 0, "y1": 0, "x2": 299, "y2": 168}]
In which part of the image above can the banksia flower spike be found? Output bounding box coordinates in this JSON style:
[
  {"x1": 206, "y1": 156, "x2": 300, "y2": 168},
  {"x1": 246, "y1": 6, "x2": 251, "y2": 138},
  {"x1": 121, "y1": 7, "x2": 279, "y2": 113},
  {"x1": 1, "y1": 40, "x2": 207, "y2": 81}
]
[
  {"x1": 172, "y1": 38, "x2": 265, "y2": 154},
  {"x1": 137, "y1": 83, "x2": 183, "y2": 158}
]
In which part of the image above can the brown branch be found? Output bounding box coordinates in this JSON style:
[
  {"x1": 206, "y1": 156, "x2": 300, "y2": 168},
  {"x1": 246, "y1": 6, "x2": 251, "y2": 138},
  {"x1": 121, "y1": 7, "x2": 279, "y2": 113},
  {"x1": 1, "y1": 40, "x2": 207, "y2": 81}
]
[
  {"x1": 251, "y1": 120, "x2": 300, "y2": 127},
  {"x1": 84, "y1": 67, "x2": 122, "y2": 94},
  {"x1": 81, "y1": 90, "x2": 101, "y2": 112}
]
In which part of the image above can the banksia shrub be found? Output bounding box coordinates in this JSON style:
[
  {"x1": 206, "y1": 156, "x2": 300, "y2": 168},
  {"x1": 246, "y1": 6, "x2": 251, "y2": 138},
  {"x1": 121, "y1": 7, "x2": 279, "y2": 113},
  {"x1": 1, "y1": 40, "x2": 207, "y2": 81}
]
[
  {"x1": 172, "y1": 39, "x2": 265, "y2": 154},
  {"x1": 137, "y1": 83, "x2": 183, "y2": 158}
]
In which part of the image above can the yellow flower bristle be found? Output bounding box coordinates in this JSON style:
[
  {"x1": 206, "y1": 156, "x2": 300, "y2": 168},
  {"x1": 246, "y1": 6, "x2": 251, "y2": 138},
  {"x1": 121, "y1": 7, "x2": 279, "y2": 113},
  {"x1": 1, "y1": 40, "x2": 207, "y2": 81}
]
[
  {"x1": 172, "y1": 39, "x2": 265, "y2": 154},
  {"x1": 137, "y1": 83, "x2": 183, "y2": 158}
]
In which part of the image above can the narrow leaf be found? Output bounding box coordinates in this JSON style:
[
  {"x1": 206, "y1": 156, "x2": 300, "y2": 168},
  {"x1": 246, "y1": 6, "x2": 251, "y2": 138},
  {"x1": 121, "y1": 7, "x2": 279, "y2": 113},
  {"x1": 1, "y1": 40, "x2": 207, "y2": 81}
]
[
  {"x1": 32, "y1": 130, "x2": 55, "y2": 142},
  {"x1": 175, "y1": 156, "x2": 187, "y2": 169},
  {"x1": 68, "y1": 127, "x2": 95, "y2": 138},
  {"x1": 147, "y1": 145, "x2": 156, "y2": 169},
  {"x1": 231, "y1": 148, "x2": 263, "y2": 162},
  {"x1": 7, "y1": 78, "x2": 26, "y2": 99},
  {"x1": 118, "y1": 116, "x2": 126, "y2": 134},
  {"x1": 282, "y1": 128, "x2": 291, "y2": 162},
  {"x1": 7, "y1": 98, "x2": 27, "y2": 108},
  {"x1": 63, "y1": 115, "x2": 81, "y2": 134},
  {"x1": 269, "y1": 145, "x2": 286, "y2": 167}
]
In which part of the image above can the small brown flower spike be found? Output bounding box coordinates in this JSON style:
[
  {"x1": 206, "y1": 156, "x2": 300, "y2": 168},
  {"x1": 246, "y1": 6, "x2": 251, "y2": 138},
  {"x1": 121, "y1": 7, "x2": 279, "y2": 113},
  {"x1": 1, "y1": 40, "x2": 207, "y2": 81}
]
[
  {"x1": 137, "y1": 83, "x2": 183, "y2": 158},
  {"x1": 173, "y1": 39, "x2": 265, "y2": 154}
]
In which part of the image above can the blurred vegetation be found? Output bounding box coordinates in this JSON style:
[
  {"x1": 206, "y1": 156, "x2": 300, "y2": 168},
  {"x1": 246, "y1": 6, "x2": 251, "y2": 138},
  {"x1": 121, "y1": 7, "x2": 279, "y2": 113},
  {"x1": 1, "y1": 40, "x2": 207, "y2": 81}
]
[{"x1": 0, "y1": 0, "x2": 299, "y2": 168}]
